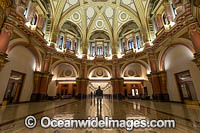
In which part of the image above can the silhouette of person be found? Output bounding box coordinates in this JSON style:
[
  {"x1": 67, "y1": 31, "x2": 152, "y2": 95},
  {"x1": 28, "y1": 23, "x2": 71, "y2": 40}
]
[{"x1": 96, "y1": 86, "x2": 103, "y2": 117}]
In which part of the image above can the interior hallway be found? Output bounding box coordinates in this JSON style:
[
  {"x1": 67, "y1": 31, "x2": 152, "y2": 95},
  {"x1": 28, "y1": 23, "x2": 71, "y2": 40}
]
[{"x1": 0, "y1": 98, "x2": 200, "y2": 133}]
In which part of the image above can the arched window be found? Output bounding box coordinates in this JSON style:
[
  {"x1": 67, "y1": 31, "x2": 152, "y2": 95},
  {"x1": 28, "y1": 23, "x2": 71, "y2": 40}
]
[
  {"x1": 122, "y1": 40, "x2": 126, "y2": 52},
  {"x1": 104, "y1": 45, "x2": 108, "y2": 56},
  {"x1": 66, "y1": 39, "x2": 71, "y2": 50},
  {"x1": 97, "y1": 46, "x2": 103, "y2": 56},
  {"x1": 163, "y1": 13, "x2": 169, "y2": 25},
  {"x1": 136, "y1": 36, "x2": 141, "y2": 49},
  {"x1": 92, "y1": 45, "x2": 95, "y2": 57},
  {"x1": 128, "y1": 39, "x2": 134, "y2": 50},
  {"x1": 74, "y1": 41, "x2": 77, "y2": 51},
  {"x1": 31, "y1": 14, "x2": 38, "y2": 25},
  {"x1": 59, "y1": 36, "x2": 64, "y2": 49}
]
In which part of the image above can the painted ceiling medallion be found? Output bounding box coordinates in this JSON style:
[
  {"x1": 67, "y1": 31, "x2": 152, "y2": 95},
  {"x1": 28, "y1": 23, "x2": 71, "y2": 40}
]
[
  {"x1": 119, "y1": 12, "x2": 128, "y2": 21},
  {"x1": 72, "y1": 12, "x2": 81, "y2": 22},
  {"x1": 96, "y1": 20, "x2": 104, "y2": 29}
]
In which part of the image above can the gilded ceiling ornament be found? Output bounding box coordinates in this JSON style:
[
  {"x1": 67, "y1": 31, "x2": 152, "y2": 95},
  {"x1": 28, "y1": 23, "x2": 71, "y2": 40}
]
[
  {"x1": 72, "y1": 12, "x2": 81, "y2": 22},
  {"x1": 96, "y1": 20, "x2": 104, "y2": 29},
  {"x1": 119, "y1": 12, "x2": 128, "y2": 22}
]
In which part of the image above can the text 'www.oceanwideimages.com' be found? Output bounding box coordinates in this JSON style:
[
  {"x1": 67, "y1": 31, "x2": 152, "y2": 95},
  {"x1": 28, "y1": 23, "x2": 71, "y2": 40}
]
[{"x1": 25, "y1": 116, "x2": 176, "y2": 131}]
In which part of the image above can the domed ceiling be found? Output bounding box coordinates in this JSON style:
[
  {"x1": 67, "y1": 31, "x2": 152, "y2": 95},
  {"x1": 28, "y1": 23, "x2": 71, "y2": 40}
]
[{"x1": 44, "y1": 0, "x2": 154, "y2": 55}]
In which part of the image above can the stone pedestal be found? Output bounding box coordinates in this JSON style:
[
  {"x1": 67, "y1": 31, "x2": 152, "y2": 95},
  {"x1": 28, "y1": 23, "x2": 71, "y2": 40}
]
[
  {"x1": 111, "y1": 78, "x2": 124, "y2": 99},
  {"x1": 147, "y1": 71, "x2": 169, "y2": 101},
  {"x1": 0, "y1": 52, "x2": 9, "y2": 72},
  {"x1": 193, "y1": 52, "x2": 200, "y2": 70}
]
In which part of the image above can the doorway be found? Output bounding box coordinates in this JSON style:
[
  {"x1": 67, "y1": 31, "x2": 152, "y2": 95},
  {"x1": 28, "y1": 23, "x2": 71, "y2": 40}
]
[
  {"x1": 3, "y1": 71, "x2": 25, "y2": 104},
  {"x1": 175, "y1": 70, "x2": 198, "y2": 105}
]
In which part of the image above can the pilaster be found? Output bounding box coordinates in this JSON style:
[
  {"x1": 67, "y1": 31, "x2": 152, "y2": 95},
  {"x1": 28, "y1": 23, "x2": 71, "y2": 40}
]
[{"x1": 193, "y1": 52, "x2": 200, "y2": 70}]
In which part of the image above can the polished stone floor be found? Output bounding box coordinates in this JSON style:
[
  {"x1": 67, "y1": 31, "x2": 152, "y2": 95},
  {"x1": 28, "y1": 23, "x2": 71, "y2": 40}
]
[{"x1": 0, "y1": 98, "x2": 200, "y2": 133}]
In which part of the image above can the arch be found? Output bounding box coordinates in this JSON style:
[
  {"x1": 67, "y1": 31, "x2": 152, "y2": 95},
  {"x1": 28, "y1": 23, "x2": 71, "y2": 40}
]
[
  {"x1": 87, "y1": 65, "x2": 112, "y2": 79},
  {"x1": 59, "y1": 9, "x2": 83, "y2": 38},
  {"x1": 61, "y1": 20, "x2": 82, "y2": 38},
  {"x1": 50, "y1": 60, "x2": 80, "y2": 76},
  {"x1": 6, "y1": 38, "x2": 41, "y2": 71},
  {"x1": 159, "y1": 43, "x2": 195, "y2": 71},
  {"x1": 121, "y1": 60, "x2": 151, "y2": 77},
  {"x1": 117, "y1": 20, "x2": 139, "y2": 36},
  {"x1": 89, "y1": 30, "x2": 110, "y2": 40}
]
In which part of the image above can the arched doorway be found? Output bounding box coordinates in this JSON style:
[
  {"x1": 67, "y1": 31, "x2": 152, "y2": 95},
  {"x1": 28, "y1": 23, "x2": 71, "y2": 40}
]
[
  {"x1": 121, "y1": 62, "x2": 150, "y2": 99},
  {"x1": 87, "y1": 67, "x2": 112, "y2": 97},
  {"x1": 162, "y1": 45, "x2": 199, "y2": 104},
  {"x1": 48, "y1": 62, "x2": 78, "y2": 99}
]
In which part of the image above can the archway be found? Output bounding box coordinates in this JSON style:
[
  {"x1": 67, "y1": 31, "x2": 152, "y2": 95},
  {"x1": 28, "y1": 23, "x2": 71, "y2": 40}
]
[
  {"x1": 162, "y1": 44, "x2": 200, "y2": 104},
  {"x1": 87, "y1": 67, "x2": 112, "y2": 98},
  {"x1": 121, "y1": 62, "x2": 152, "y2": 99},
  {"x1": 0, "y1": 45, "x2": 36, "y2": 104},
  {"x1": 48, "y1": 62, "x2": 79, "y2": 98}
]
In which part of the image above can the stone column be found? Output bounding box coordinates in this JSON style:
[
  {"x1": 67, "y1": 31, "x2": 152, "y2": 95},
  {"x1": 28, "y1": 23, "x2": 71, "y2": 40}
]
[
  {"x1": 76, "y1": 78, "x2": 89, "y2": 99},
  {"x1": 31, "y1": 71, "x2": 42, "y2": 101},
  {"x1": 27, "y1": 5, "x2": 35, "y2": 23},
  {"x1": 39, "y1": 72, "x2": 52, "y2": 100},
  {"x1": 158, "y1": 71, "x2": 169, "y2": 101},
  {"x1": 37, "y1": 15, "x2": 45, "y2": 31},
  {"x1": 0, "y1": 0, "x2": 11, "y2": 28},
  {"x1": 190, "y1": 25, "x2": 200, "y2": 70},
  {"x1": 164, "y1": 2, "x2": 174, "y2": 23},
  {"x1": 16, "y1": 0, "x2": 30, "y2": 17},
  {"x1": 190, "y1": 30, "x2": 200, "y2": 52},
  {"x1": 148, "y1": 53, "x2": 157, "y2": 73},
  {"x1": 43, "y1": 54, "x2": 51, "y2": 72},
  {"x1": 111, "y1": 78, "x2": 124, "y2": 99},
  {"x1": 193, "y1": 53, "x2": 200, "y2": 70},
  {"x1": 76, "y1": 63, "x2": 88, "y2": 99},
  {"x1": 155, "y1": 14, "x2": 164, "y2": 31},
  {"x1": 31, "y1": 53, "x2": 53, "y2": 101},
  {"x1": 0, "y1": 27, "x2": 12, "y2": 71},
  {"x1": 111, "y1": 62, "x2": 124, "y2": 99},
  {"x1": 147, "y1": 73, "x2": 161, "y2": 100},
  {"x1": 147, "y1": 53, "x2": 169, "y2": 101}
]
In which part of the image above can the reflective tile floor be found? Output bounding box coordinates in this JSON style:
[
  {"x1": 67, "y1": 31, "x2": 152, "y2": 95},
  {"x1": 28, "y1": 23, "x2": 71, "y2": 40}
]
[{"x1": 0, "y1": 98, "x2": 200, "y2": 133}]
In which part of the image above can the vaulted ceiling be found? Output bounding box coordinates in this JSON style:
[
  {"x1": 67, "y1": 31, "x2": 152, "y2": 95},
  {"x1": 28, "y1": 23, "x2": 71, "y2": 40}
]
[{"x1": 45, "y1": 0, "x2": 154, "y2": 54}]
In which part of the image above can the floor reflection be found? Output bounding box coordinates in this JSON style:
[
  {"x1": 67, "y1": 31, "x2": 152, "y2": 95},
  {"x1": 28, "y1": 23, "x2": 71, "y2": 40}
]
[{"x1": 0, "y1": 98, "x2": 200, "y2": 132}]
